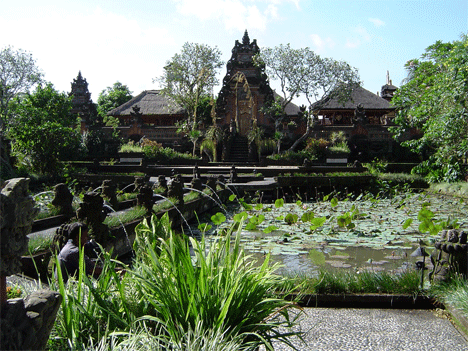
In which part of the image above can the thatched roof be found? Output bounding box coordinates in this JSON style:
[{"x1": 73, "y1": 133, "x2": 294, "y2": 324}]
[
  {"x1": 316, "y1": 85, "x2": 394, "y2": 111},
  {"x1": 107, "y1": 90, "x2": 185, "y2": 116},
  {"x1": 273, "y1": 92, "x2": 301, "y2": 116}
]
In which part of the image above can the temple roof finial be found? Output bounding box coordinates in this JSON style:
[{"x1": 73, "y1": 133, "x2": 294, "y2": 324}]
[{"x1": 242, "y1": 30, "x2": 250, "y2": 45}]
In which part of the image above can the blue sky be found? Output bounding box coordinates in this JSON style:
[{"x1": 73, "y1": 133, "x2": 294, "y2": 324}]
[{"x1": 2, "y1": 0, "x2": 467, "y2": 106}]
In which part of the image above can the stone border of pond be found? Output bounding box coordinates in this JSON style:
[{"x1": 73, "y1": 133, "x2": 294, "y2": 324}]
[{"x1": 288, "y1": 294, "x2": 437, "y2": 309}]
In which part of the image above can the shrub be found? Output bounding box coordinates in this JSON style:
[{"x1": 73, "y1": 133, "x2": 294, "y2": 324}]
[{"x1": 131, "y1": 214, "x2": 302, "y2": 349}]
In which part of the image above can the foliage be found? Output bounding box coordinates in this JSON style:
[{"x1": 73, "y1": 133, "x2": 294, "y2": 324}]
[
  {"x1": 81, "y1": 128, "x2": 122, "y2": 159},
  {"x1": 305, "y1": 137, "x2": 329, "y2": 159},
  {"x1": 254, "y1": 44, "x2": 360, "y2": 152},
  {"x1": 156, "y1": 42, "x2": 223, "y2": 130},
  {"x1": 6, "y1": 285, "x2": 22, "y2": 299},
  {"x1": 97, "y1": 82, "x2": 133, "y2": 127},
  {"x1": 142, "y1": 138, "x2": 199, "y2": 163},
  {"x1": 131, "y1": 214, "x2": 302, "y2": 350},
  {"x1": 429, "y1": 182, "x2": 468, "y2": 198},
  {"x1": 0, "y1": 45, "x2": 43, "y2": 127},
  {"x1": 391, "y1": 35, "x2": 468, "y2": 182},
  {"x1": 267, "y1": 149, "x2": 316, "y2": 164},
  {"x1": 119, "y1": 141, "x2": 143, "y2": 153},
  {"x1": 290, "y1": 269, "x2": 421, "y2": 295},
  {"x1": 428, "y1": 275, "x2": 468, "y2": 321},
  {"x1": 7, "y1": 83, "x2": 82, "y2": 175}
]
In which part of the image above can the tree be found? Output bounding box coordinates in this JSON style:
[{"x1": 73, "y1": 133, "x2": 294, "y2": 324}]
[
  {"x1": 0, "y1": 46, "x2": 43, "y2": 129},
  {"x1": 97, "y1": 82, "x2": 133, "y2": 127},
  {"x1": 156, "y1": 43, "x2": 223, "y2": 155},
  {"x1": 254, "y1": 44, "x2": 360, "y2": 152},
  {"x1": 391, "y1": 35, "x2": 468, "y2": 182},
  {"x1": 7, "y1": 83, "x2": 82, "y2": 175}
]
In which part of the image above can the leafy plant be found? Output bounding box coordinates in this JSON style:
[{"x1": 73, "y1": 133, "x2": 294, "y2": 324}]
[{"x1": 131, "y1": 214, "x2": 302, "y2": 349}]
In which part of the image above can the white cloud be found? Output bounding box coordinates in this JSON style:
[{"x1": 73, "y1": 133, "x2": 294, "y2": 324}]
[
  {"x1": 345, "y1": 25, "x2": 371, "y2": 49},
  {"x1": 310, "y1": 34, "x2": 335, "y2": 52},
  {"x1": 172, "y1": 0, "x2": 298, "y2": 31},
  {"x1": 0, "y1": 7, "x2": 173, "y2": 96},
  {"x1": 369, "y1": 17, "x2": 385, "y2": 27}
]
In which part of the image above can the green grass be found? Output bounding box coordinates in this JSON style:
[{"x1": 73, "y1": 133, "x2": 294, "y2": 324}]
[
  {"x1": 282, "y1": 269, "x2": 422, "y2": 295},
  {"x1": 429, "y1": 182, "x2": 468, "y2": 198},
  {"x1": 28, "y1": 233, "x2": 55, "y2": 254},
  {"x1": 428, "y1": 275, "x2": 468, "y2": 316},
  {"x1": 42, "y1": 214, "x2": 302, "y2": 350}
]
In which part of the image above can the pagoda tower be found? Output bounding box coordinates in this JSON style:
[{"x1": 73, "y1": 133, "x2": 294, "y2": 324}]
[
  {"x1": 70, "y1": 71, "x2": 97, "y2": 129},
  {"x1": 216, "y1": 30, "x2": 274, "y2": 137}
]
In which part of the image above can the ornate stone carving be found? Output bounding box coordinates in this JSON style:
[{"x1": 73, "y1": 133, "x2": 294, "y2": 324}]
[
  {"x1": 76, "y1": 192, "x2": 109, "y2": 245},
  {"x1": 1, "y1": 178, "x2": 38, "y2": 277},
  {"x1": 52, "y1": 183, "x2": 74, "y2": 218},
  {"x1": 430, "y1": 229, "x2": 468, "y2": 282}
]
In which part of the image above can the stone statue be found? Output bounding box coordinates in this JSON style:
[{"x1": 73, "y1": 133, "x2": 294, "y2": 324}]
[
  {"x1": 167, "y1": 175, "x2": 184, "y2": 207},
  {"x1": 76, "y1": 192, "x2": 109, "y2": 245},
  {"x1": 1, "y1": 178, "x2": 61, "y2": 351},
  {"x1": 101, "y1": 179, "x2": 118, "y2": 210},
  {"x1": 137, "y1": 185, "x2": 154, "y2": 213},
  {"x1": 430, "y1": 229, "x2": 468, "y2": 282},
  {"x1": 354, "y1": 103, "x2": 367, "y2": 124},
  {"x1": 51, "y1": 183, "x2": 74, "y2": 218}
]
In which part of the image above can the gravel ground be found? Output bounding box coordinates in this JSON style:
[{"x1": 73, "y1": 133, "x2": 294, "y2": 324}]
[{"x1": 262, "y1": 307, "x2": 468, "y2": 351}]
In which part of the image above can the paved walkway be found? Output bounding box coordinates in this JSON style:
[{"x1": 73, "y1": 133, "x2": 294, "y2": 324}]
[{"x1": 265, "y1": 307, "x2": 468, "y2": 351}]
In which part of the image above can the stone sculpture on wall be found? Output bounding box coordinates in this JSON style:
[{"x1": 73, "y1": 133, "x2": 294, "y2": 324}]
[
  {"x1": 1, "y1": 178, "x2": 61, "y2": 351},
  {"x1": 430, "y1": 229, "x2": 468, "y2": 282}
]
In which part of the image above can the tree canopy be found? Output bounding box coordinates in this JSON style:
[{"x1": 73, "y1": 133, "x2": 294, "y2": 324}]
[
  {"x1": 254, "y1": 44, "x2": 360, "y2": 151},
  {"x1": 0, "y1": 46, "x2": 43, "y2": 129},
  {"x1": 97, "y1": 81, "x2": 133, "y2": 127},
  {"x1": 7, "y1": 83, "x2": 81, "y2": 175},
  {"x1": 391, "y1": 34, "x2": 468, "y2": 182},
  {"x1": 156, "y1": 42, "x2": 223, "y2": 130}
]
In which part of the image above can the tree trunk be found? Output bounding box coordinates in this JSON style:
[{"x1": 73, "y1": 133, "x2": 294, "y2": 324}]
[{"x1": 288, "y1": 119, "x2": 313, "y2": 152}]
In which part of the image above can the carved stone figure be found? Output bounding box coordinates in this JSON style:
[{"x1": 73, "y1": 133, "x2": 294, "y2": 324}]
[
  {"x1": 353, "y1": 103, "x2": 367, "y2": 124},
  {"x1": 1, "y1": 178, "x2": 61, "y2": 351},
  {"x1": 76, "y1": 192, "x2": 109, "y2": 245},
  {"x1": 101, "y1": 179, "x2": 118, "y2": 210},
  {"x1": 51, "y1": 183, "x2": 74, "y2": 218},
  {"x1": 137, "y1": 185, "x2": 154, "y2": 213},
  {"x1": 156, "y1": 175, "x2": 168, "y2": 196},
  {"x1": 167, "y1": 175, "x2": 184, "y2": 207},
  {"x1": 1, "y1": 178, "x2": 38, "y2": 277},
  {"x1": 430, "y1": 229, "x2": 468, "y2": 282}
]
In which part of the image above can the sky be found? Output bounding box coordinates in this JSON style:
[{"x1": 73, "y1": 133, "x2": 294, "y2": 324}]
[{"x1": 2, "y1": 0, "x2": 467, "y2": 106}]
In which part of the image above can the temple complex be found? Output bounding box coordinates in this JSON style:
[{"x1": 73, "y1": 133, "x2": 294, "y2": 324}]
[{"x1": 72, "y1": 32, "x2": 403, "y2": 162}]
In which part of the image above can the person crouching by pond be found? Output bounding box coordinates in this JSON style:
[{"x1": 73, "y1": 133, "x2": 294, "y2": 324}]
[
  {"x1": 57, "y1": 222, "x2": 125, "y2": 283},
  {"x1": 57, "y1": 222, "x2": 103, "y2": 283}
]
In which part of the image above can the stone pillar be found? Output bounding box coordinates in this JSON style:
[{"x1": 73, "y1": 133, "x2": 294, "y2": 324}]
[{"x1": 1, "y1": 178, "x2": 61, "y2": 350}]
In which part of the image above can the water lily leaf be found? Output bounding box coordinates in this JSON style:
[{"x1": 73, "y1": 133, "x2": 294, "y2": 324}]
[
  {"x1": 263, "y1": 225, "x2": 278, "y2": 234},
  {"x1": 198, "y1": 223, "x2": 212, "y2": 232},
  {"x1": 402, "y1": 218, "x2": 413, "y2": 229},
  {"x1": 254, "y1": 203, "x2": 264, "y2": 211},
  {"x1": 301, "y1": 211, "x2": 315, "y2": 222},
  {"x1": 211, "y1": 212, "x2": 226, "y2": 225},
  {"x1": 309, "y1": 249, "x2": 326, "y2": 265},
  {"x1": 284, "y1": 213, "x2": 299, "y2": 225},
  {"x1": 331, "y1": 197, "x2": 338, "y2": 207},
  {"x1": 275, "y1": 198, "x2": 284, "y2": 208},
  {"x1": 233, "y1": 211, "x2": 248, "y2": 222}
]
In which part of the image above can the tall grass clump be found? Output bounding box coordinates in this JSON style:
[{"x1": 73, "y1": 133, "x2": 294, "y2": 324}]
[
  {"x1": 131, "y1": 213, "x2": 302, "y2": 350},
  {"x1": 428, "y1": 275, "x2": 468, "y2": 318},
  {"x1": 49, "y1": 242, "x2": 142, "y2": 350}
]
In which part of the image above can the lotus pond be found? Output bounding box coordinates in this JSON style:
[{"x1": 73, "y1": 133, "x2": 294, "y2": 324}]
[{"x1": 203, "y1": 191, "x2": 468, "y2": 275}]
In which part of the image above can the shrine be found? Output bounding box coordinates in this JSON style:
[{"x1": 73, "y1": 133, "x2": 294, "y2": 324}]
[{"x1": 70, "y1": 71, "x2": 98, "y2": 130}]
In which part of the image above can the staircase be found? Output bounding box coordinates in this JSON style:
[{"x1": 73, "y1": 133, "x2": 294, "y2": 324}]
[{"x1": 227, "y1": 136, "x2": 250, "y2": 164}]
